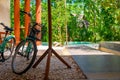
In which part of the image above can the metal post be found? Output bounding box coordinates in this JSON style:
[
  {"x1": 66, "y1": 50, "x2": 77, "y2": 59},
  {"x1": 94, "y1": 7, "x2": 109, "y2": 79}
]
[
  {"x1": 24, "y1": 0, "x2": 30, "y2": 37},
  {"x1": 14, "y1": 0, "x2": 20, "y2": 44}
]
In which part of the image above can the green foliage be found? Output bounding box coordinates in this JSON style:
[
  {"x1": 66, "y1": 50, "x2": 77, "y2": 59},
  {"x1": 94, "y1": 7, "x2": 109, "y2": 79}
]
[
  {"x1": 10, "y1": 0, "x2": 120, "y2": 43},
  {"x1": 84, "y1": 0, "x2": 120, "y2": 42},
  {"x1": 42, "y1": 0, "x2": 68, "y2": 44},
  {"x1": 10, "y1": 0, "x2": 14, "y2": 28}
]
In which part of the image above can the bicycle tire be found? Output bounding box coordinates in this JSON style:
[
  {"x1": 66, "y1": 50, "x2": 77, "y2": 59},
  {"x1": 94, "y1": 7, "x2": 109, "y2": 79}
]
[
  {"x1": 12, "y1": 39, "x2": 37, "y2": 75},
  {"x1": 1, "y1": 37, "x2": 15, "y2": 60}
]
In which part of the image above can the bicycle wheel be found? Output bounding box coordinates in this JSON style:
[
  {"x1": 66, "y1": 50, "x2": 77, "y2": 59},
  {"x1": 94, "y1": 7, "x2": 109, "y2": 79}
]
[
  {"x1": 12, "y1": 39, "x2": 37, "y2": 75},
  {"x1": 2, "y1": 37, "x2": 15, "y2": 60}
]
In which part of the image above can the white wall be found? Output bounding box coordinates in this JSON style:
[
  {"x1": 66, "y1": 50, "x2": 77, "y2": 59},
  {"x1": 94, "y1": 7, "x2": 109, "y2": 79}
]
[{"x1": 0, "y1": 0, "x2": 10, "y2": 32}]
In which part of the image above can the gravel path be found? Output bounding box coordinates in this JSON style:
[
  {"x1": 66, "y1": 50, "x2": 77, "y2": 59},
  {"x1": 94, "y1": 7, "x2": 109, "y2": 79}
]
[{"x1": 0, "y1": 49, "x2": 86, "y2": 80}]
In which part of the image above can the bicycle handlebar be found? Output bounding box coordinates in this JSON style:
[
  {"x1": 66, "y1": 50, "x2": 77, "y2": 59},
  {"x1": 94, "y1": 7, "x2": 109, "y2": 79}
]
[
  {"x1": 20, "y1": 10, "x2": 31, "y2": 17},
  {"x1": 0, "y1": 23, "x2": 13, "y2": 32},
  {"x1": 20, "y1": 10, "x2": 42, "y2": 27},
  {"x1": 20, "y1": 10, "x2": 42, "y2": 41}
]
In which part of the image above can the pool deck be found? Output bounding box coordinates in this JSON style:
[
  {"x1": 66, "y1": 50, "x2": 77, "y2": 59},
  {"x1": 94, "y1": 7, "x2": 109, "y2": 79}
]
[{"x1": 67, "y1": 45, "x2": 120, "y2": 80}]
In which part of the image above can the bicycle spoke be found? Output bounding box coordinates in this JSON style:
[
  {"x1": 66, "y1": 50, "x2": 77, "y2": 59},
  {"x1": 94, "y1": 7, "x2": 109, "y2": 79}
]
[
  {"x1": 3, "y1": 38, "x2": 15, "y2": 60},
  {"x1": 12, "y1": 39, "x2": 37, "y2": 74}
]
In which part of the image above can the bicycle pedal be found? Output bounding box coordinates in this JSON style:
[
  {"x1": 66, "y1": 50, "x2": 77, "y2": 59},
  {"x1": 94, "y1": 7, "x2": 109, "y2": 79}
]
[
  {"x1": 17, "y1": 52, "x2": 23, "y2": 56},
  {"x1": 18, "y1": 52, "x2": 27, "y2": 57},
  {"x1": 0, "y1": 59, "x2": 5, "y2": 62}
]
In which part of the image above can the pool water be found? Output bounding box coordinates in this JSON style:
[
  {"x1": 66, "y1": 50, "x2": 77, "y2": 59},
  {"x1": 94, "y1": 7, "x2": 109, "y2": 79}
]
[
  {"x1": 65, "y1": 42, "x2": 99, "y2": 49},
  {"x1": 42, "y1": 41, "x2": 99, "y2": 49}
]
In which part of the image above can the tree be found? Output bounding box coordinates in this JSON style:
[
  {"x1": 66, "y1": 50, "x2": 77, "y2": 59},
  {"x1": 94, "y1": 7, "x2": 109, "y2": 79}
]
[{"x1": 10, "y1": 0, "x2": 120, "y2": 43}]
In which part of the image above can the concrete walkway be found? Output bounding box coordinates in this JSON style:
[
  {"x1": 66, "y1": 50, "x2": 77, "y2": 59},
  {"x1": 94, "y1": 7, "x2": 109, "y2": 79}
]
[{"x1": 67, "y1": 45, "x2": 120, "y2": 80}]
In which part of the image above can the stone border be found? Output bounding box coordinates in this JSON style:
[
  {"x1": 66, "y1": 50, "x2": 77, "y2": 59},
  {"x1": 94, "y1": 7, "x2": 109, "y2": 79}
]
[{"x1": 99, "y1": 42, "x2": 120, "y2": 55}]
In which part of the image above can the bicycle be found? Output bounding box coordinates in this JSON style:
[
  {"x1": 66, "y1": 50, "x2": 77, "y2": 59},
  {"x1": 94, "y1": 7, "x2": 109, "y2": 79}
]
[
  {"x1": 0, "y1": 23, "x2": 16, "y2": 62},
  {"x1": 11, "y1": 10, "x2": 41, "y2": 75}
]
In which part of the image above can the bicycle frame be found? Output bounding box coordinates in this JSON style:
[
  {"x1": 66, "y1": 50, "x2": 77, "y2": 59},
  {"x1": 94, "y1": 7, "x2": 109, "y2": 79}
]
[
  {"x1": 0, "y1": 35, "x2": 15, "y2": 53},
  {"x1": 18, "y1": 37, "x2": 36, "y2": 58},
  {"x1": 11, "y1": 10, "x2": 39, "y2": 74}
]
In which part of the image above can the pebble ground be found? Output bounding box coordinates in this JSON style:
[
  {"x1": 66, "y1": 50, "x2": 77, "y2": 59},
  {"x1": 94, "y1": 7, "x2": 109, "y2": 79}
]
[{"x1": 0, "y1": 49, "x2": 86, "y2": 80}]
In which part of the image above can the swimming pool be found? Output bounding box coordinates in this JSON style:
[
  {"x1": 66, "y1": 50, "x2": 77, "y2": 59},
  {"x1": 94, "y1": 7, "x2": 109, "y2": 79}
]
[
  {"x1": 42, "y1": 41, "x2": 99, "y2": 49},
  {"x1": 64, "y1": 41, "x2": 99, "y2": 49}
]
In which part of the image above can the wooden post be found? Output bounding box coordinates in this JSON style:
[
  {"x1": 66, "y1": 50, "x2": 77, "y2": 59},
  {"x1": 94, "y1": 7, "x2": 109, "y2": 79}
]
[
  {"x1": 24, "y1": 0, "x2": 30, "y2": 37},
  {"x1": 33, "y1": 0, "x2": 71, "y2": 79},
  {"x1": 14, "y1": 0, "x2": 20, "y2": 44},
  {"x1": 36, "y1": 0, "x2": 41, "y2": 45}
]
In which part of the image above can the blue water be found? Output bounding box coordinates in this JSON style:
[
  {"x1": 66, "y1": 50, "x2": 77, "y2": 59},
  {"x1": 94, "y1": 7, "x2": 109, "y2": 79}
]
[
  {"x1": 65, "y1": 41, "x2": 91, "y2": 45},
  {"x1": 65, "y1": 42, "x2": 99, "y2": 49},
  {"x1": 42, "y1": 41, "x2": 99, "y2": 49},
  {"x1": 42, "y1": 41, "x2": 90, "y2": 45},
  {"x1": 41, "y1": 42, "x2": 48, "y2": 46}
]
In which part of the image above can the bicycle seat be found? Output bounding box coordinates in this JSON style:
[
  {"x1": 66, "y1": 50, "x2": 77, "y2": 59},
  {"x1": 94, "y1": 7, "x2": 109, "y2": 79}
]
[
  {"x1": 4, "y1": 26, "x2": 13, "y2": 32},
  {"x1": 0, "y1": 23, "x2": 13, "y2": 32}
]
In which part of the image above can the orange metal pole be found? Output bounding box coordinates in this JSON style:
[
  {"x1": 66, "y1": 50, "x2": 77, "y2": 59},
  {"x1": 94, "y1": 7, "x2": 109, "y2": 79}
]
[
  {"x1": 24, "y1": 0, "x2": 30, "y2": 37},
  {"x1": 14, "y1": 0, "x2": 20, "y2": 44},
  {"x1": 36, "y1": 0, "x2": 41, "y2": 23},
  {"x1": 36, "y1": 0, "x2": 41, "y2": 45}
]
